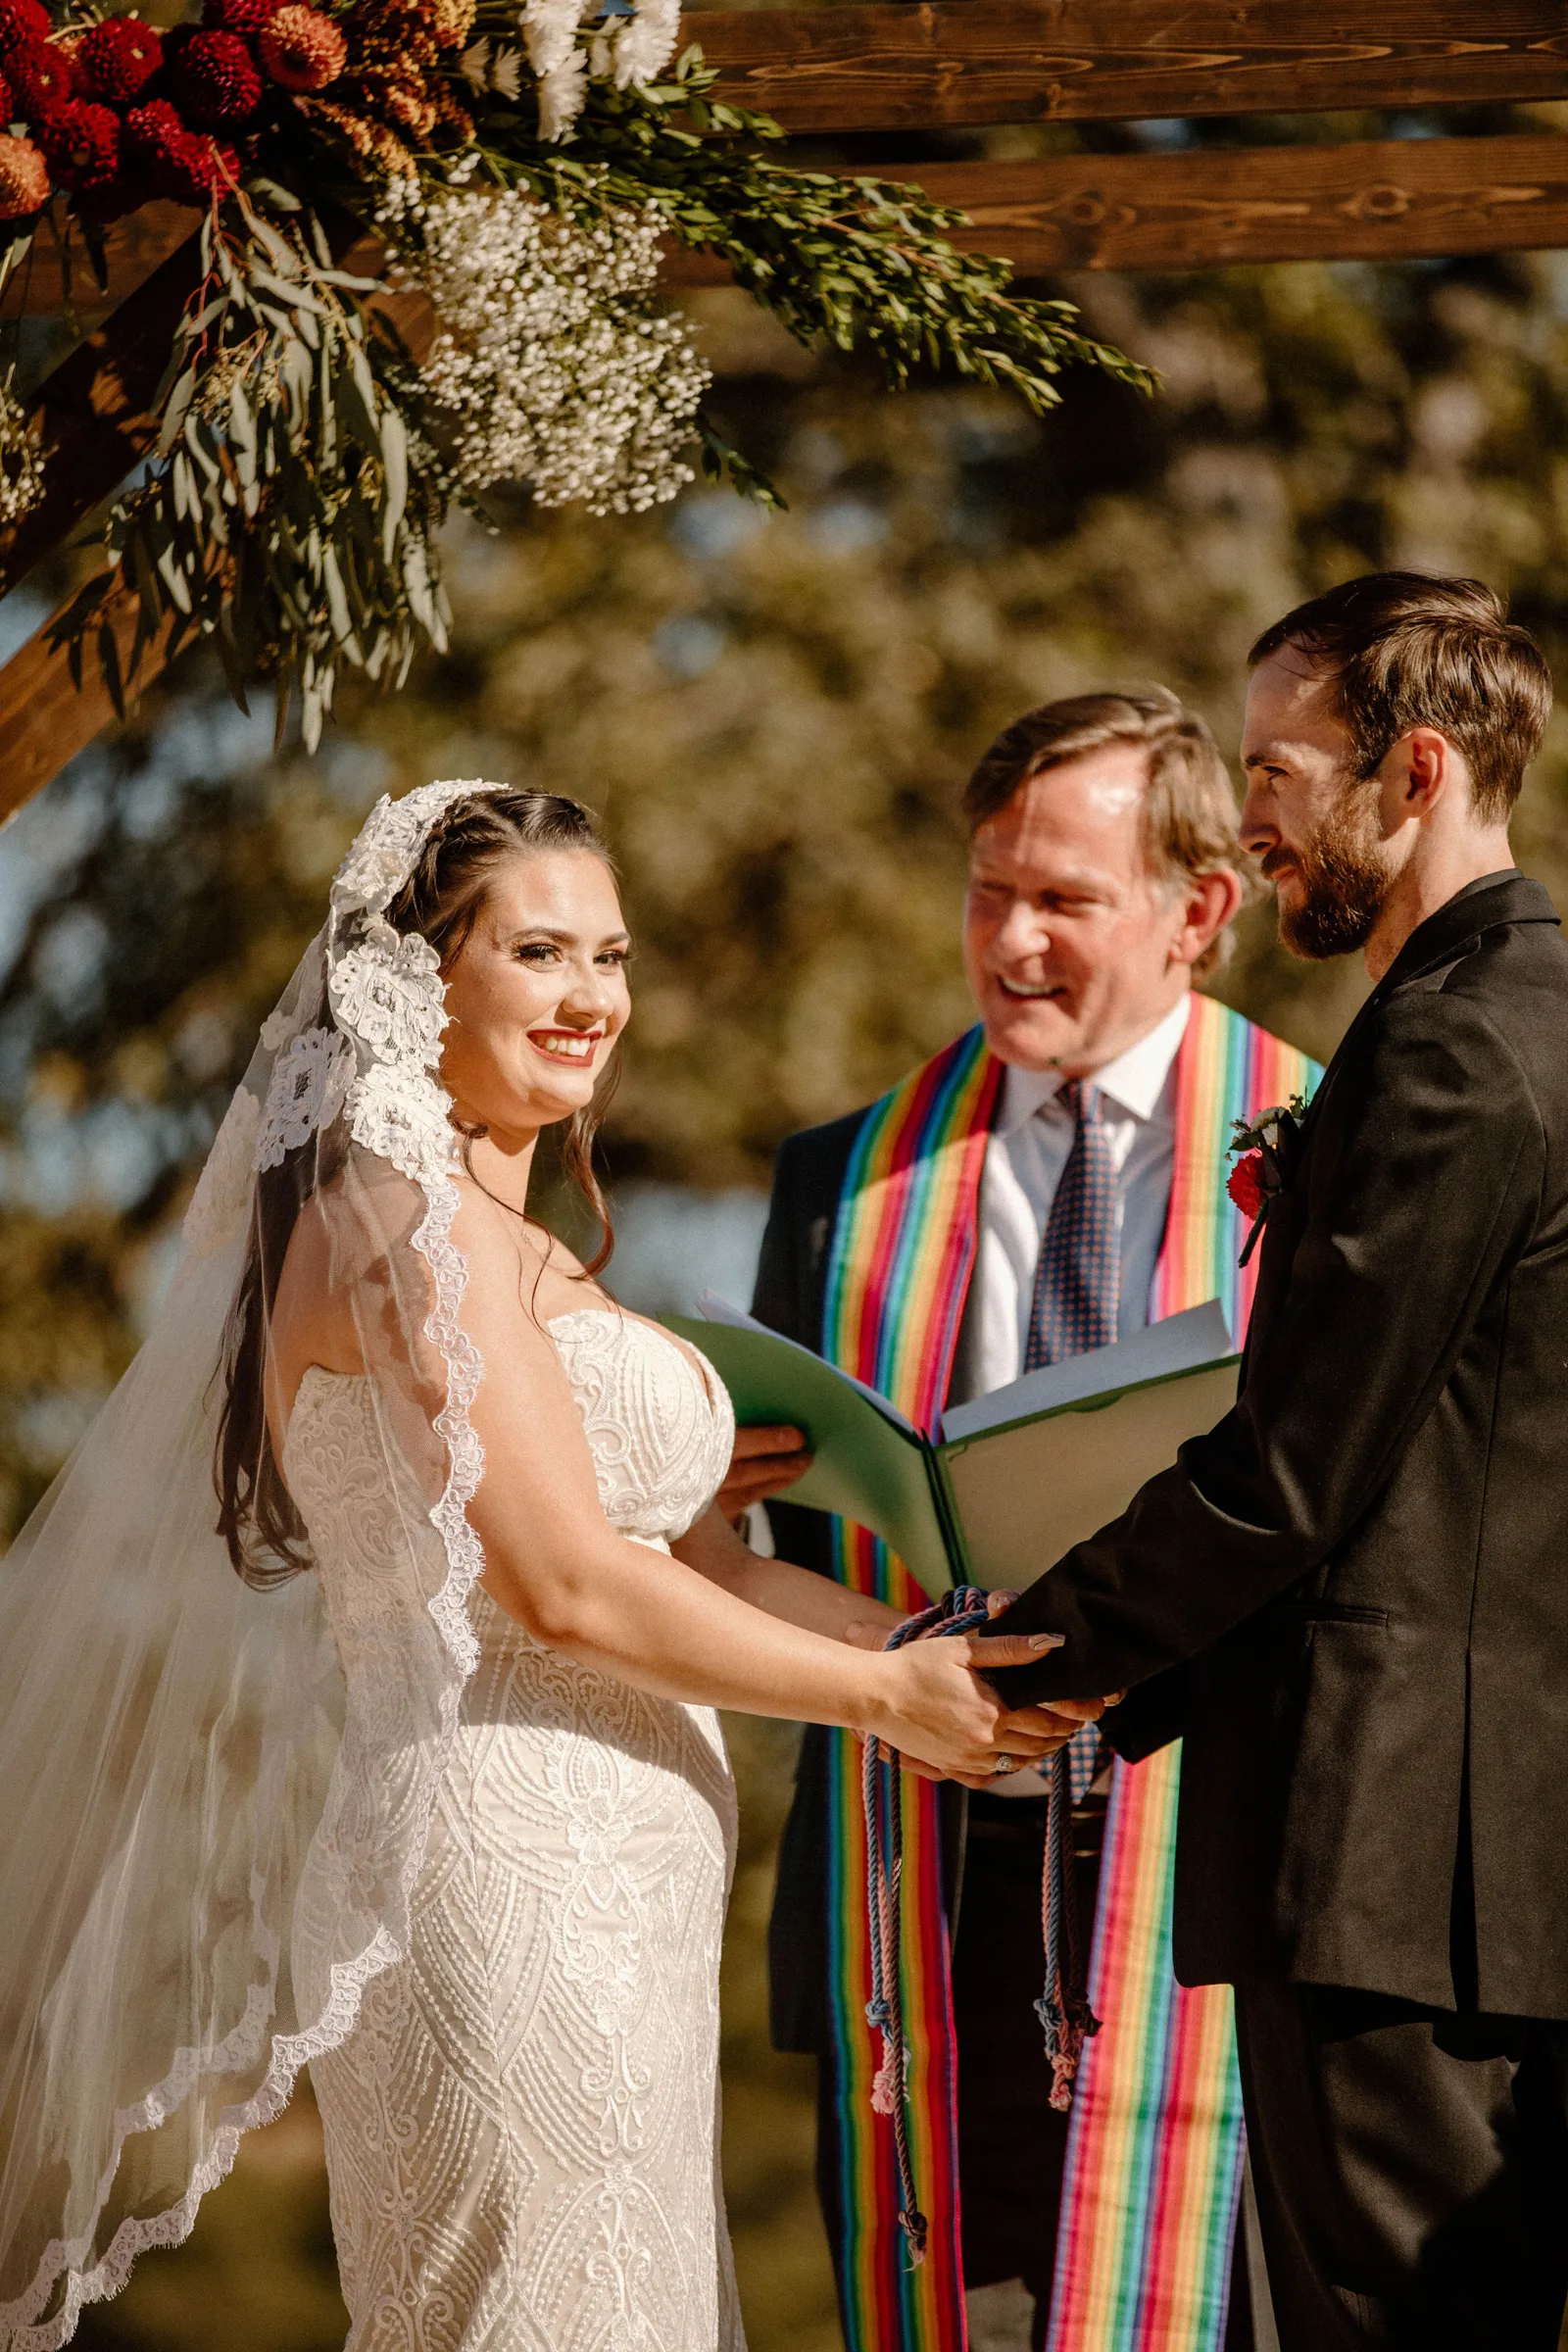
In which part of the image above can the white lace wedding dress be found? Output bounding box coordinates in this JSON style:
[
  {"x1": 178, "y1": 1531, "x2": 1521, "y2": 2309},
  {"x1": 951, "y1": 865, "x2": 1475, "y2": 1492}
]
[{"x1": 283, "y1": 1306, "x2": 746, "y2": 2352}]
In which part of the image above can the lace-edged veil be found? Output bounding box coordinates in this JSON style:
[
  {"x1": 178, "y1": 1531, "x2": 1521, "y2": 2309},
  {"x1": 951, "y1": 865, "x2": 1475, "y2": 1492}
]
[{"x1": 0, "y1": 780, "x2": 510, "y2": 2348}]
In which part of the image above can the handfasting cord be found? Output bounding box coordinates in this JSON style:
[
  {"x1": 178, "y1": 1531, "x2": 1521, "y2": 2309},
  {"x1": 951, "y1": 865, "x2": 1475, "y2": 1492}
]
[
  {"x1": 863, "y1": 1585, "x2": 991, "y2": 2264},
  {"x1": 863, "y1": 1589, "x2": 1102, "y2": 2260},
  {"x1": 1037, "y1": 1730, "x2": 1103, "y2": 2110}
]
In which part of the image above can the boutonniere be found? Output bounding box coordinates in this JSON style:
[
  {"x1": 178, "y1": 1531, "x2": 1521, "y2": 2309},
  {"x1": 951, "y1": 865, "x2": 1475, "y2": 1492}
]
[{"x1": 1227, "y1": 1094, "x2": 1310, "y2": 1265}]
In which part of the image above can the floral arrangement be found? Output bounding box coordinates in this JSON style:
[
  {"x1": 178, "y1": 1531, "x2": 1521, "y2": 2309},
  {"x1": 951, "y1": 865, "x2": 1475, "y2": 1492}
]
[
  {"x1": 1227, "y1": 1094, "x2": 1311, "y2": 1256},
  {"x1": 0, "y1": 0, "x2": 1155, "y2": 746}
]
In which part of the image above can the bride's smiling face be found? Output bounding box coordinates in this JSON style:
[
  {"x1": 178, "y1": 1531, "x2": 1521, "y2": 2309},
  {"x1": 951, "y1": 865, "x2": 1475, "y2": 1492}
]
[{"x1": 436, "y1": 848, "x2": 631, "y2": 1138}]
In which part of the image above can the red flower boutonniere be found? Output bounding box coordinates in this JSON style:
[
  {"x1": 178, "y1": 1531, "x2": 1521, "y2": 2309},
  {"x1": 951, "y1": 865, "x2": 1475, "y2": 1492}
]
[
  {"x1": 1227, "y1": 1151, "x2": 1266, "y2": 1221},
  {"x1": 1227, "y1": 1093, "x2": 1311, "y2": 1265}
]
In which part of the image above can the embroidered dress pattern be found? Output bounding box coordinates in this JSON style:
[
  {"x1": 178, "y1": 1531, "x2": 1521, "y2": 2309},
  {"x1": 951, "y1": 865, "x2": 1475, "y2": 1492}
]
[{"x1": 286, "y1": 1311, "x2": 745, "y2": 2351}]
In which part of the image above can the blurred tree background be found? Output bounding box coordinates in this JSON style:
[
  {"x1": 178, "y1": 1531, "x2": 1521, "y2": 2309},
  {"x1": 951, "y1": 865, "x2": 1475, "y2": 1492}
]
[{"x1": 7, "y1": 74, "x2": 1568, "y2": 2352}]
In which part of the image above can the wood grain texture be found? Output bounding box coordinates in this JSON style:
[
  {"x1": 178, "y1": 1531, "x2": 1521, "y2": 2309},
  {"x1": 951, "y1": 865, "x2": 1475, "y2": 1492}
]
[
  {"x1": 695, "y1": 2, "x2": 1568, "y2": 134},
  {"x1": 14, "y1": 202, "x2": 200, "y2": 317},
  {"x1": 0, "y1": 579, "x2": 142, "y2": 823},
  {"x1": 867, "y1": 132, "x2": 1568, "y2": 272},
  {"x1": 0, "y1": 231, "x2": 204, "y2": 600}
]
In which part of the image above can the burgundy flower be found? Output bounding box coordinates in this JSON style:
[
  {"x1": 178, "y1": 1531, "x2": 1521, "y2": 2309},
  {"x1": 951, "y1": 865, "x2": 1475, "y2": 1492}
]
[
  {"x1": 0, "y1": 69, "x2": 12, "y2": 121},
  {"x1": 0, "y1": 126, "x2": 47, "y2": 215},
  {"x1": 33, "y1": 96, "x2": 120, "y2": 190},
  {"x1": 0, "y1": 0, "x2": 49, "y2": 62},
  {"x1": 124, "y1": 97, "x2": 239, "y2": 204},
  {"x1": 167, "y1": 27, "x2": 263, "y2": 126},
  {"x1": 9, "y1": 38, "x2": 80, "y2": 116},
  {"x1": 202, "y1": 0, "x2": 281, "y2": 33},
  {"x1": 258, "y1": 5, "x2": 345, "y2": 92},
  {"x1": 1226, "y1": 1152, "x2": 1266, "y2": 1223},
  {"x1": 76, "y1": 17, "x2": 165, "y2": 104}
]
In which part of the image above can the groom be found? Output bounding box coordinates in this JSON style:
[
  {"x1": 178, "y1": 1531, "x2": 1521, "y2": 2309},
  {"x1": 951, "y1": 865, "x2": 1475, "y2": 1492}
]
[
  {"x1": 729, "y1": 688, "x2": 1317, "y2": 2352},
  {"x1": 988, "y1": 573, "x2": 1568, "y2": 2350}
]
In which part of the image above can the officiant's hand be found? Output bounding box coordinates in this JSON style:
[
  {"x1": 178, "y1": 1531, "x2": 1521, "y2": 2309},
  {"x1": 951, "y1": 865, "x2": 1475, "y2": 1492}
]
[{"x1": 717, "y1": 1424, "x2": 812, "y2": 1523}]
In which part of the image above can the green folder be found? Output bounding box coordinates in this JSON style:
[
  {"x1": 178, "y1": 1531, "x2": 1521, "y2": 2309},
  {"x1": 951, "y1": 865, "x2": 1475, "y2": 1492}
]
[{"x1": 662, "y1": 1295, "x2": 1240, "y2": 1602}]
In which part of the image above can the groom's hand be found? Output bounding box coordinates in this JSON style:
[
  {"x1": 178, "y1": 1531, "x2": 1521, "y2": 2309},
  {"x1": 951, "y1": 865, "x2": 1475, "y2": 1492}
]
[{"x1": 717, "y1": 1424, "x2": 812, "y2": 1523}]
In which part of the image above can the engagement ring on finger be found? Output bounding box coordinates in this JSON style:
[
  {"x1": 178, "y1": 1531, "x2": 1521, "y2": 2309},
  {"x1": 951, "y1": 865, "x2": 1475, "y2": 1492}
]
[{"x1": 992, "y1": 1753, "x2": 1018, "y2": 1775}]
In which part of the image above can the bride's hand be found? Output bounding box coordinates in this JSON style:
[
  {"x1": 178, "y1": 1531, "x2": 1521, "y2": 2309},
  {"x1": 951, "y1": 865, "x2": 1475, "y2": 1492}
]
[{"x1": 862, "y1": 1631, "x2": 1104, "y2": 1786}]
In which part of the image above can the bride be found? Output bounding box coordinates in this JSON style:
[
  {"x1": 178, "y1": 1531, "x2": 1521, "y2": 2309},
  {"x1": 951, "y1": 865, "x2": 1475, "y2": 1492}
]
[{"x1": 0, "y1": 780, "x2": 1086, "y2": 2352}]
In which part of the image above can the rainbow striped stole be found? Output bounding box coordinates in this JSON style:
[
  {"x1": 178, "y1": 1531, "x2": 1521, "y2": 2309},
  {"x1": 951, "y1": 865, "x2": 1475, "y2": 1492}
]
[
  {"x1": 815, "y1": 993, "x2": 1320, "y2": 2352},
  {"x1": 1045, "y1": 994, "x2": 1320, "y2": 2352},
  {"x1": 821, "y1": 1024, "x2": 1002, "y2": 2352}
]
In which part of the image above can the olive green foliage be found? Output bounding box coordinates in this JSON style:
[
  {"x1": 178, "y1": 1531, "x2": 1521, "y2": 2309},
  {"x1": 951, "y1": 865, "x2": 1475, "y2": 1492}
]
[
  {"x1": 56, "y1": 195, "x2": 452, "y2": 753},
  {"x1": 14, "y1": 238, "x2": 1568, "y2": 2351},
  {"x1": 490, "y1": 42, "x2": 1155, "y2": 494}
]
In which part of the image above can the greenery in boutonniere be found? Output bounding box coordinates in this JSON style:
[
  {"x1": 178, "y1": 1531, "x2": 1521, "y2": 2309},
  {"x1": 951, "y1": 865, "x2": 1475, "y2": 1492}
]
[{"x1": 1227, "y1": 1093, "x2": 1311, "y2": 1225}]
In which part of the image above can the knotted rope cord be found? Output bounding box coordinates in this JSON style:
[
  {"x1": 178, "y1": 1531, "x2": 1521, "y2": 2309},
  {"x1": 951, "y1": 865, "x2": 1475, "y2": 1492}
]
[
  {"x1": 863, "y1": 1585, "x2": 991, "y2": 2264},
  {"x1": 1036, "y1": 1730, "x2": 1103, "y2": 2110},
  {"x1": 863, "y1": 1588, "x2": 1102, "y2": 2257}
]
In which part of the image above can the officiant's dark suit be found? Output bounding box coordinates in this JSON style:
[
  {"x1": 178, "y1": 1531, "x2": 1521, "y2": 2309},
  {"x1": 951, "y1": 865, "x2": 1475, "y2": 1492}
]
[{"x1": 989, "y1": 864, "x2": 1568, "y2": 2347}]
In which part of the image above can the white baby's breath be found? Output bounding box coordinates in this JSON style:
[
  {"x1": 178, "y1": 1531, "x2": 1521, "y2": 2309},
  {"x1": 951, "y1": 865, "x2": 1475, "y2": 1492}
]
[
  {"x1": 0, "y1": 375, "x2": 44, "y2": 527},
  {"x1": 397, "y1": 181, "x2": 710, "y2": 516}
]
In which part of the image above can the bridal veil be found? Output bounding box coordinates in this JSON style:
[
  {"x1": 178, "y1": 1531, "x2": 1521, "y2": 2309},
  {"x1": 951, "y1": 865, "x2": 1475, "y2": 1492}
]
[{"x1": 0, "y1": 780, "x2": 510, "y2": 2348}]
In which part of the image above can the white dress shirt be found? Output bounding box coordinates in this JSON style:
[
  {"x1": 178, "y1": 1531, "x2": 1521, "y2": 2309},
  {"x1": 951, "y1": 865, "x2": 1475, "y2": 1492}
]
[
  {"x1": 951, "y1": 992, "x2": 1190, "y2": 1792},
  {"x1": 951, "y1": 991, "x2": 1191, "y2": 1409}
]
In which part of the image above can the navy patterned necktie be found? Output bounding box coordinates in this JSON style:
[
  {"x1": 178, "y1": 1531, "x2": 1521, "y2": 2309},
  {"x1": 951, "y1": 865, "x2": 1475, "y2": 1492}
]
[
  {"x1": 1023, "y1": 1080, "x2": 1121, "y2": 1372},
  {"x1": 1021, "y1": 1078, "x2": 1118, "y2": 1794}
]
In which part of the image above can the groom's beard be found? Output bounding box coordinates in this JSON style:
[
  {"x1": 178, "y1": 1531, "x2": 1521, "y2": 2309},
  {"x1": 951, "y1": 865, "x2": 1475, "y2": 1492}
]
[{"x1": 1268, "y1": 779, "x2": 1393, "y2": 961}]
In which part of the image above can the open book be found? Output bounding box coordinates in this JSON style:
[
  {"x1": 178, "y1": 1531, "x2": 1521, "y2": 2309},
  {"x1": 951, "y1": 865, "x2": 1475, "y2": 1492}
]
[{"x1": 662, "y1": 1295, "x2": 1240, "y2": 1602}]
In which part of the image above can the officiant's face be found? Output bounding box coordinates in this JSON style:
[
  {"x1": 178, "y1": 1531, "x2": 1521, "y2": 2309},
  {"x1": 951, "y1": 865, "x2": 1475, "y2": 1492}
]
[{"x1": 964, "y1": 746, "x2": 1200, "y2": 1075}]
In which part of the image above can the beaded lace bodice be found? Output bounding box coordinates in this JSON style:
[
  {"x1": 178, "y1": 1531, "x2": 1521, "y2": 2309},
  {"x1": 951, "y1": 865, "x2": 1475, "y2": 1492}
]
[{"x1": 282, "y1": 1308, "x2": 745, "y2": 2352}]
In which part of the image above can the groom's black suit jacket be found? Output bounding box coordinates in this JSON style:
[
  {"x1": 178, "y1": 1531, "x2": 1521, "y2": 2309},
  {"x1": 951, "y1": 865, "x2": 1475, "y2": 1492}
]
[{"x1": 988, "y1": 871, "x2": 1568, "y2": 2019}]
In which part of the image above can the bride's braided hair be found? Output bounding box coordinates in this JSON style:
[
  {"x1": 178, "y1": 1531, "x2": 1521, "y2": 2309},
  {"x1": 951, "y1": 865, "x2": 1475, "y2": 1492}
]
[{"x1": 216, "y1": 788, "x2": 619, "y2": 1588}]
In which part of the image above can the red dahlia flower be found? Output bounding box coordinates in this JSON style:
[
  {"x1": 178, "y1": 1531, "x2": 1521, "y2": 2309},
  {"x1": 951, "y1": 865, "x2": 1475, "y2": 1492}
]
[
  {"x1": 202, "y1": 0, "x2": 281, "y2": 31},
  {"x1": 10, "y1": 38, "x2": 80, "y2": 114},
  {"x1": 167, "y1": 26, "x2": 263, "y2": 125},
  {"x1": 258, "y1": 5, "x2": 345, "y2": 92},
  {"x1": 0, "y1": 70, "x2": 12, "y2": 120},
  {"x1": 1226, "y1": 1151, "x2": 1266, "y2": 1222},
  {"x1": 0, "y1": 0, "x2": 49, "y2": 62},
  {"x1": 77, "y1": 17, "x2": 164, "y2": 104},
  {"x1": 0, "y1": 127, "x2": 47, "y2": 214},
  {"x1": 34, "y1": 96, "x2": 120, "y2": 189},
  {"x1": 202, "y1": 0, "x2": 281, "y2": 32},
  {"x1": 124, "y1": 97, "x2": 238, "y2": 204}
]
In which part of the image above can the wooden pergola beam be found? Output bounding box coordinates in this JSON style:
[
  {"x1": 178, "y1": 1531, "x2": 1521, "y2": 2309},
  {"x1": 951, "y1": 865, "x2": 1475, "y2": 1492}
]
[
  {"x1": 8, "y1": 125, "x2": 1568, "y2": 808},
  {"x1": 696, "y1": 1, "x2": 1568, "y2": 135}
]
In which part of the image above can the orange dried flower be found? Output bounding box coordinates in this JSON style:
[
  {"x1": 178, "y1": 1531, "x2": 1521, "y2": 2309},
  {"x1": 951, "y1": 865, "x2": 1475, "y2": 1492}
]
[
  {"x1": 0, "y1": 128, "x2": 49, "y2": 216},
  {"x1": 259, "y1": 3, "x2": 346, "y2": 91}
]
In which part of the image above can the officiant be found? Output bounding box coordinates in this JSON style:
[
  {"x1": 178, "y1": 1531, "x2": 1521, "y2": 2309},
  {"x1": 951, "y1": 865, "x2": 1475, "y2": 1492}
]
[{"x1": 720, "y1": 689, "x2": 1319, "y2": 2352}]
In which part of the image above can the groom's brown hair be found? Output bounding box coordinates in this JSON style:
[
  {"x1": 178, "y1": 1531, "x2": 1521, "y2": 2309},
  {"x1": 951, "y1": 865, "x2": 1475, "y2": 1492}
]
[{"x1": 1249, "y1": 571, "x2": 1551, "y2": 823}]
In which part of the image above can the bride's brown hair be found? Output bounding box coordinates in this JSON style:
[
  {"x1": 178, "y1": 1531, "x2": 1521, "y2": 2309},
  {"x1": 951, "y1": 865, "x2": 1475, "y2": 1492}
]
[{"x1": 215, "y1": 789, "x2": 619, "y2": 1589}]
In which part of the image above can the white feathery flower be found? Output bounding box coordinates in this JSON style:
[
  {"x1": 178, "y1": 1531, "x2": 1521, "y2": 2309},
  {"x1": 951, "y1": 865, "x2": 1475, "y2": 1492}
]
[
  {"x1": 519, "y1": 0, "x2": 595, "y2": 135},
  {"x1": 403, "y1": 181, "x2": 710, "y2": 516},
  {"x1": 611, "y1": 0, "x2": 680, "y2": 89}
]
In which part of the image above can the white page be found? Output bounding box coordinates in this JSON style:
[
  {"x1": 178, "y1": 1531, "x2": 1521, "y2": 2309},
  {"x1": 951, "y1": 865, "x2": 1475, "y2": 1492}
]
[
  {"x1": 939, "y1": 1298, "x2": 1234, "y2": 1444},
  {"x1": 941, "y1": 1356, "x2": 1242, "y2": 1591},
  {"x1": 697, "y1": 1291, "x2": 921, "y2": 1439}
]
